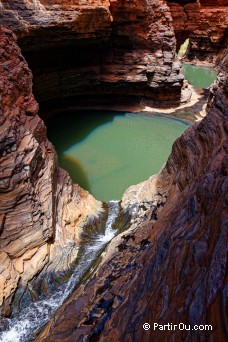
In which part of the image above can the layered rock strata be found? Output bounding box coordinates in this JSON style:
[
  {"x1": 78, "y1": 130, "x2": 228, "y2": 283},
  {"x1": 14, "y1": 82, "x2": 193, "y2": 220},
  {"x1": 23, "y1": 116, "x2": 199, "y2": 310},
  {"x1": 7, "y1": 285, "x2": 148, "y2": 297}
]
[
  {"x1": 36, "y1": 56, "x2": 228, "y2": 341},
  {"x1": 0, "y1": 0, "x2": 187, "y2": 109},
  {"x1": 0, "y1": 0, "x2": 227, "y2": 332},
  {"x1": 0, "y1": 26, "x2": 103, "y2": 316},
  {"x1": 166, "y1": 0, "x2": 228, "y2": 64}
]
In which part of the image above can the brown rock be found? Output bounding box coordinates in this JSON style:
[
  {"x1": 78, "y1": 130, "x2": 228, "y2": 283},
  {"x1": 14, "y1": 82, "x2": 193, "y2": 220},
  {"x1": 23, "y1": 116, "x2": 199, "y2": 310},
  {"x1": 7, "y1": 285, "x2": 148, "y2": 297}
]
[
  {"x1": 166, "y1": 0, "x2": 228, "y2": 64},
  {"x1": 35, "y1": 53, "x2": 228, "y2": 342},
  {"x1": 0, "y1": 0, "x2": 227, "y2": 332},
  {"x1": 0, "y1": 0, "x2": 189, "y2": 108},
  {"x1": 0, "y1": 25, "x2": 103, "y2": 314}
]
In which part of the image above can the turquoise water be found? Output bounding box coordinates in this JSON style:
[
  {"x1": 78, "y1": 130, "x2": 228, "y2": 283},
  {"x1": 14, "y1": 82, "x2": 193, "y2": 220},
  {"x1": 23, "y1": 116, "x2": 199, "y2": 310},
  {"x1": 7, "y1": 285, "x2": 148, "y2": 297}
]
[
  {"x1": 182, "y1": 63, "x2": 217, "y2": 88},
  {"x1": 46, "y1": 112, "x2": 188, "y2": 201}
]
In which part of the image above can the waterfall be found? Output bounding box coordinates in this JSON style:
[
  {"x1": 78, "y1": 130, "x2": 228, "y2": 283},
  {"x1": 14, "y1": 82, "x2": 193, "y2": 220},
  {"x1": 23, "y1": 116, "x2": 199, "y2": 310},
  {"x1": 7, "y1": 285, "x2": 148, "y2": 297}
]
[
  {"x1": 0, "y1": 200, "x2": 119, "y2": 342},
  {"x1": 32, "y1": 0, "x2": 45, "y2": 11}
]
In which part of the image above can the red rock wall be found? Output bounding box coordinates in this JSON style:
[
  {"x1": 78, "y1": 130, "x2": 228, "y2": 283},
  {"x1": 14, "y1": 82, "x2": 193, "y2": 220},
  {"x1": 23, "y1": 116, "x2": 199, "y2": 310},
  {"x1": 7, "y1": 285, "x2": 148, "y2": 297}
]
[
  {"x1": 36, "y1": 52, "x2": 228, "y2": 342},
  {"x1": 0, "y1": 0, "x2": 186, "y2": 316},
  {"x1": 0, "y1": 26, "x2": 103, "y2": 315},
  {"x1": 166, "y1": 0, "x2": 228, "y2": 64},
  {"x1": 38, "y1": 0, "x2": 110, "y2": 5},
  {"x1": 0, "y1": 0, "x2": 186, "y2": 108},
  {"x1": 0, "y1": 0, "x2": 227, "y2": 322},
  {"x1": 200, "y1": 0, "x2": 228, "y2": 5}
]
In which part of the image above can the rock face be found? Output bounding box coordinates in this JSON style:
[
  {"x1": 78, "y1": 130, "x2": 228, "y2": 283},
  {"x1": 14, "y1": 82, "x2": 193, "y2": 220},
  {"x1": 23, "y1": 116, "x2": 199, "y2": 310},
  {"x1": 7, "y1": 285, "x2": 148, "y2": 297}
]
[
  {"x1": 0, "y1": 0, "x2": 227, "y2": 333},
  {"x1": 166, "y1": 0, "x2": 228, "y2": 64},
  {"x1": 0, "y1": 26, "x2": 103, "y2": 316},
  {"x1": 0, "y1": 0, "x2": 187, "y2": 109},
  {"x1": 36, "y1": 55, "x2": 228, "y2": 341}
]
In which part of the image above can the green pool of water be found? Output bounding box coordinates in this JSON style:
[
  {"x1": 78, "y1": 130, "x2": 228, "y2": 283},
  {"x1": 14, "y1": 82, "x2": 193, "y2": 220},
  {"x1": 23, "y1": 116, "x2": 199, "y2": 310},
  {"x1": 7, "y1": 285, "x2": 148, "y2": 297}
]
[
  {"x1": 46, "y1": 112, "x2": 188, "y2": 201},
  {"x1": 182, "y1": 63, "x2": 217, "y2": 88}
]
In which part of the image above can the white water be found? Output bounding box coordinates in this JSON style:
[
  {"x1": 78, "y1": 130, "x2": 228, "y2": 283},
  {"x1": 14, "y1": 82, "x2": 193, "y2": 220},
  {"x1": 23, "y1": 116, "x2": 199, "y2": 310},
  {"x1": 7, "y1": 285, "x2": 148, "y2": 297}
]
[
  {"x1": 32, "y1": 0, "x2": 46, "y2": 11},
  {"x1": 0, "y1": 201, "x2": 119, "y2": 342}
]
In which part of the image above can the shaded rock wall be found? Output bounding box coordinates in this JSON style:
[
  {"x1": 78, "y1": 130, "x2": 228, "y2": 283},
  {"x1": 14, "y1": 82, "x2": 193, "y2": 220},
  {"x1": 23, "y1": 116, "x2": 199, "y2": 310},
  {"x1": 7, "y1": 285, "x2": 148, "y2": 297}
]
[
  {"x1": 0, "y1": 26, "x2": 103, "y2": 315},
  {"x1": 36, "y1": 55, "x2": 228, "y2": 341},
  {"x1": 104, "y1": 0, "x2": 185, "y2": 104},
  {"x1": 166, "y1": 0, "x2": 228, "y2": 64},
  {"x1": 0, "y1": 0, "x2": 187, "y2": 109},
  {"x1": 200, "y1": 0, "x2": 228, "y2": 5}
]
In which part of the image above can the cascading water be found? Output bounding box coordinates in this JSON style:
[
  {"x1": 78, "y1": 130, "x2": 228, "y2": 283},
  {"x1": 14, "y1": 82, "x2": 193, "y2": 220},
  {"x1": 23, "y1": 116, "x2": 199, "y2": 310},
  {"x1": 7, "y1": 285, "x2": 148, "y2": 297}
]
[
  {"x1": 0, "y1": 200, "x2": 119, "y2": 342},
  {"x1": 32, "y1": 0, "x2": 46, "y2": 11}
]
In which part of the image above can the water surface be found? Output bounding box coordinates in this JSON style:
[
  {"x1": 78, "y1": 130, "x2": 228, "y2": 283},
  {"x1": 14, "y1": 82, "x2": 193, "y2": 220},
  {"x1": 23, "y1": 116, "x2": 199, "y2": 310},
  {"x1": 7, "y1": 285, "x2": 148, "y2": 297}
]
[
  {"x1": 182, "y1": 63, "x2": 217, "y2": 88},
  {"x1": 46, "y1": 112, "x2": 188, "y2": 201}
]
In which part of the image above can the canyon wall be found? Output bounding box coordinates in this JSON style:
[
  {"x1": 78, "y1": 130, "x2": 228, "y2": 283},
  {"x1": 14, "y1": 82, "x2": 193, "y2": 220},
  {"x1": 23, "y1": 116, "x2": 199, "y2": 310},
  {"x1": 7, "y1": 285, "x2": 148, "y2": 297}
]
[
  {"x1": 0, "y1": 0, "x2": 227, "y2": 328},
  {"x1": 0, "y1": 26, "x2": 103, "y2": 316},
  {"x1": 166, "y1": 0, "x2": 228, "y2": 64},
  {"x1": 36, "y1": 52, "x2": 228, "y2": 342},
  {"x1": 0, "y1": 0, "x2": 187, "y2": 110}
]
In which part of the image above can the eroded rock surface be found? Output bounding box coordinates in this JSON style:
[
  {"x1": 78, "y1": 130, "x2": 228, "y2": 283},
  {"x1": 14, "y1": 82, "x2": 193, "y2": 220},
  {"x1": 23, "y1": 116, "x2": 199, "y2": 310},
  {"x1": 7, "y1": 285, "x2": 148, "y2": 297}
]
[
  {"x1": 0, "y1": 0, "x2": 227, "y2": 336},
  {"x1": 36, "y1": 55, "x2": 228, "y2": 341},
  {"x1": 0, "y1": 26, "x2": 103, "y2": 315},
  {"x1": 166, "y1": 0, "x2": 228, "y2": 64},
  {"x1": 0, "y1": 0, "x2": 188, "y2": 109}
]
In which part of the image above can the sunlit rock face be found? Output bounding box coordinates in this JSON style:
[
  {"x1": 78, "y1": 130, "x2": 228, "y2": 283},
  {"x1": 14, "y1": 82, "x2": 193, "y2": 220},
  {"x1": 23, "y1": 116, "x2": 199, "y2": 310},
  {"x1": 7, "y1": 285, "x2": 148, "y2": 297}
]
[
  {"x1": 0, "y1": 0, "x2": 227, "y2": 325},
  {"x1": 166, "y1": 0, "x2": 228, "y2": 64},
  {"x1": 0, "y1": 0, "x2": 188, "y2": 109},
  {"x1": 36, "y1": 53, "x2": 228, "y2": 341},
  {"x1": 0, "y1": 26, "x2": 103, "y2": 316}
]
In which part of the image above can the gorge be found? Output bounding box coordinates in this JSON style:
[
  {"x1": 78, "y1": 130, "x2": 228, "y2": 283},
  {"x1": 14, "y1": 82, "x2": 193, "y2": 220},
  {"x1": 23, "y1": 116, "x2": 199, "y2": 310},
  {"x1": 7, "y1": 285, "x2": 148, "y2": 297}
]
[{"x1": 0, "y1": 0, "x2": 227, "y2": 341}]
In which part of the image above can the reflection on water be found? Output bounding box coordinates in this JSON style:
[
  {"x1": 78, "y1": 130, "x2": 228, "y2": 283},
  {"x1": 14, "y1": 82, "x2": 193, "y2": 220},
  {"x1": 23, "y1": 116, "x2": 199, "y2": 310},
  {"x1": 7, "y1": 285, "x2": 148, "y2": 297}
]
[
  {"x1": 46, "y1": 112, "x2": 188, "y2": 201},
  {"x1": 60, "y1": 154, "x2": 90, "y2": 190},
  {"x1": 182, "y1": 63, "x2": 217, "y2": 88}
]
